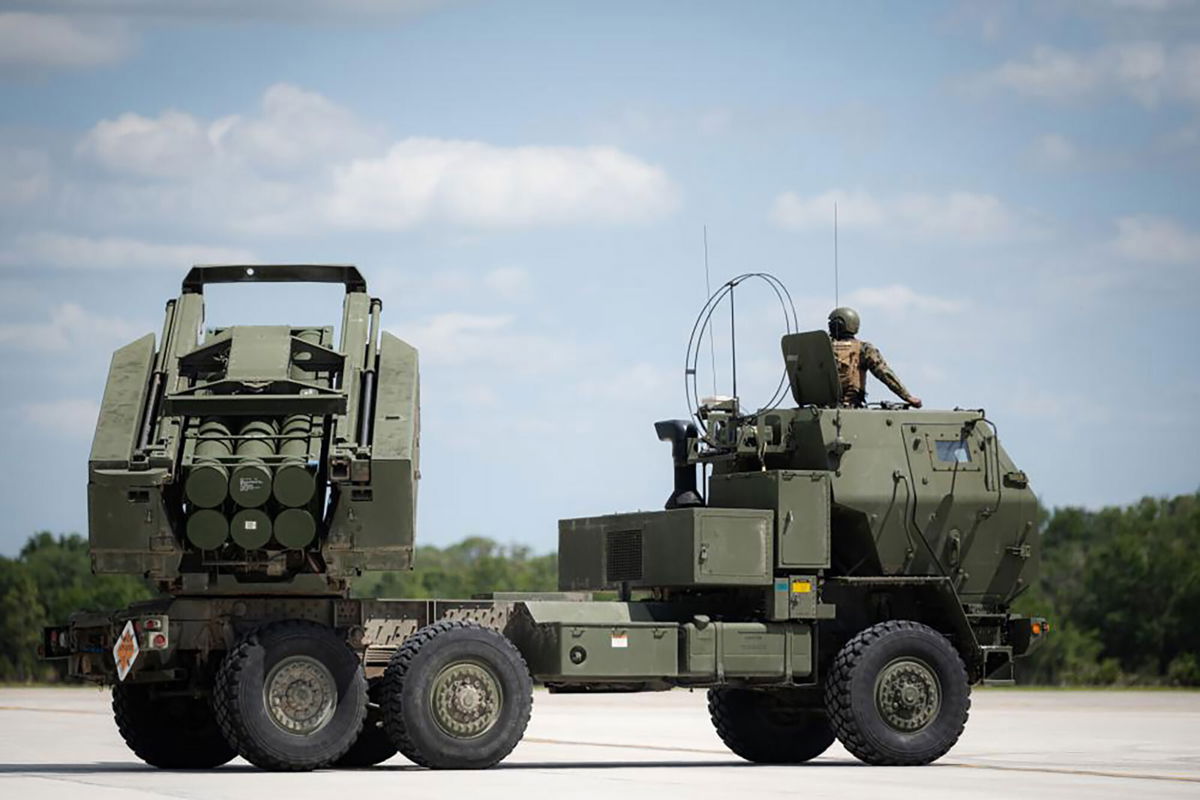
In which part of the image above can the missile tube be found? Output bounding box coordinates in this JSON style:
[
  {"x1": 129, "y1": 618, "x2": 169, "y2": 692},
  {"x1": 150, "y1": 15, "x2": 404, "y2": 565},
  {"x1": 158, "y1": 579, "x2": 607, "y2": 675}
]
[
  {"x1": 229, "y1": 418, "x2": 277, "y2": 508},
  {"x1": 184, "y1": 419, "x2": 232, "y2": 508}
]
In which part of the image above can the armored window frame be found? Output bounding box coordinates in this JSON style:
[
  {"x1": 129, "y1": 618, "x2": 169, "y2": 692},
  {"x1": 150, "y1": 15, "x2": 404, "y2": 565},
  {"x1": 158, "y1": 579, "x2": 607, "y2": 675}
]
[{"x1": 925, "y1": 432, "x2": 981, "y2": 473}]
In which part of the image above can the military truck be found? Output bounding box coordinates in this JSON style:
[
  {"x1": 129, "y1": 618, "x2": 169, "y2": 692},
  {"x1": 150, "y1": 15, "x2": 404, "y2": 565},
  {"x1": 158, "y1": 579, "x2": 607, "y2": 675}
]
[{"x1": 43, "y1": 264, "x2": 1044, "y2": 771}]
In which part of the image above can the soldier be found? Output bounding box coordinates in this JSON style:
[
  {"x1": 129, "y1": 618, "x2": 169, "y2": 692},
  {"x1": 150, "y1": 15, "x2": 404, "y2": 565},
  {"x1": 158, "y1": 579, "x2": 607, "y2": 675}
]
[{"x1": 827, "y1": 307, "x2": 922, "y2": 409}]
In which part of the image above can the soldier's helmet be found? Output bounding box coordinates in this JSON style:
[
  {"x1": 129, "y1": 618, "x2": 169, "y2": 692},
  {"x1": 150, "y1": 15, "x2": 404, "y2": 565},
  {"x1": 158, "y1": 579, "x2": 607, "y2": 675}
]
[{"x1": 828, "y1": 306, "x2": 860, "y2": 339}]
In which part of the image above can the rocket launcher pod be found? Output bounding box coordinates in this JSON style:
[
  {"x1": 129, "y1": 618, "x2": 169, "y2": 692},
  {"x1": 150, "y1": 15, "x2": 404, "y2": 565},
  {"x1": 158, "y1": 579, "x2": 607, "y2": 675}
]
[
  {"x1": 274, "y1": 508, "x2": 316, "y2": 548},
  {"x1": 230, "y1": 419, "x2": 276, "y2": 507},
  {"x1": 272, "y1": 330, "x2": 321, "y2": 508},
  {"x1": 85, "y1": 264, "x2": 420, "y2": 593},
  {"x1": 184, "y1": 419, "x2": 232, "y2": 507},
  {"x1": 273, "y1": 414, "x2": 316, "y2": 507},
  {"x1": 231, "y1": 508, "x2": 272, "y2": 549},
  {"x1": 186, "y1": 508, "x2": 228, "y2": 550}
]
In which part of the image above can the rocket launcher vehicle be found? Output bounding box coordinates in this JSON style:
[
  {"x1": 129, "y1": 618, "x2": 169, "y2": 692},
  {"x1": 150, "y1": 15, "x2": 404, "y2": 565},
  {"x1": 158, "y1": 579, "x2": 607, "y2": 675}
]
[{"x1": 87, "y1": 265, "x2": 419, "y2": 594}]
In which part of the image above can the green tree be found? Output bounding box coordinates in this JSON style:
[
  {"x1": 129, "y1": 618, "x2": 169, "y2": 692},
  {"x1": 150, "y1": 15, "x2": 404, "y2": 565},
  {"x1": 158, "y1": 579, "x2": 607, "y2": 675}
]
[
  {"x1": 19, "y1": 533, "x2": 153, "y2": 626},
  {"x1": 0, "y1": 558, "x2": 48, "y2": 681},
  {"x1": 1016, "y1": 492, "x2": 1200, "y2": 685},
  {"x1": 353, "y1": 537, "x2": 557, "y2": 600},
  {"x1": 1074, "y1": 495, "x2": 1200, "y2": 677},
  {"x1": 0, "y1": 533, "x2": 153, "y2": 682}
]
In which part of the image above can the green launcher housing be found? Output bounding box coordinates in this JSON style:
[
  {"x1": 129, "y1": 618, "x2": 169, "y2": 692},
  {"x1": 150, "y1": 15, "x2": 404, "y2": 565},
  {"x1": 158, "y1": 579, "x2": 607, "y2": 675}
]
[{"x1": 87, "y1": 265, "x2": 419, "y2": 594}]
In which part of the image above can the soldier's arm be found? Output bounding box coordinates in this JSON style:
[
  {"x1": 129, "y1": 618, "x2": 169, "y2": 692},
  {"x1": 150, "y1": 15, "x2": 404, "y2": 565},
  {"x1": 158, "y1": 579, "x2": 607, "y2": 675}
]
[{"x1": 862, "y1": 341, "x2": 917, "y2": 404}]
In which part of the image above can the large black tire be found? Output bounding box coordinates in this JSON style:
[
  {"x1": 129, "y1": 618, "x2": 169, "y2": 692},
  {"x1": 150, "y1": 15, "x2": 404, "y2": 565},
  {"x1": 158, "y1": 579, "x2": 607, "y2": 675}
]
[
  {"x1": 824, "y1": 620, "x2": 970, "y2": 766},
  {"x1": 700, "y1": 686, "x2": 835, "y2": 767},
  {"x1": 380, "y1": 619, "x2": 532, "y2": 769},
  {"x1": 112, "y1": 683, "x2": 236, "y2": 769},
  {"x1": 334, "y1": 677, "x2": 397, "y2": 767},
  {"x1": 708, "y1": 687, "x2": 835, "y2": 763},
  {"x1": 213, "y1": 619, "x2": 367, "y2": 771}
]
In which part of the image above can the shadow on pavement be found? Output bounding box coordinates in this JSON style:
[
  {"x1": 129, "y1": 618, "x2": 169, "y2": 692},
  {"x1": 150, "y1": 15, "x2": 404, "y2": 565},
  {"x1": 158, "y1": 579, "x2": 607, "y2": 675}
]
[
  {"x1": 0, "y1": 763, "x2": 259, "y2": 774},
  {"x1": 1, "y1": 758, "x2": 864, "y2": 774},
  {"x1": 494, "y1": 760, "x2": 858, "y2": 770}
]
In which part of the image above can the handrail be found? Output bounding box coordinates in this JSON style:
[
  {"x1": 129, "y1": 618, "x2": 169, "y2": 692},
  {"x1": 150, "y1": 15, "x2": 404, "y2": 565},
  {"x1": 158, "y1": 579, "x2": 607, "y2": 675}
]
[{"x1": 182, "y1": 264, "x2": 367, "y2": 294}]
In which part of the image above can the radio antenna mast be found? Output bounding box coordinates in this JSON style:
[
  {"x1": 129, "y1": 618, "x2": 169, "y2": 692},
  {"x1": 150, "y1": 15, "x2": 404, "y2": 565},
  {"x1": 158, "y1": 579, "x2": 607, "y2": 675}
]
[
  {"x1": 834, "y1": 201, "x2": 839, "y2": 306},
  {"x1": 703, "y1": 226, "x2": 716, "y2": 396}
]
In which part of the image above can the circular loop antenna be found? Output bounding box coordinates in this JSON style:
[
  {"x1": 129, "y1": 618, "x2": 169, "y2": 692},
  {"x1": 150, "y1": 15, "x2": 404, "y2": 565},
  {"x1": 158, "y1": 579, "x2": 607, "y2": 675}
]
[{"x1": 684, "y1": 272, "x2": 799, "y2": 434}]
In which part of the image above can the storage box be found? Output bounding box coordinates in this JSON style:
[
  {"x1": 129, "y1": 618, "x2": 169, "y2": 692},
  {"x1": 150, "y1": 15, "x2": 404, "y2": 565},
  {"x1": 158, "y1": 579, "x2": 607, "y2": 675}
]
[
  {"x1": 680, "y1": 620, "x2": 813, "y2": 679},
  {"x1": 512, "y1": 601, "x2": 679, "y2": 681},
  {"x1": 558, "y1": 507, "x2": 774, "y2": 591},
  {"x1": 708, "y1": 470, "x2": 831, "y2": 569}
]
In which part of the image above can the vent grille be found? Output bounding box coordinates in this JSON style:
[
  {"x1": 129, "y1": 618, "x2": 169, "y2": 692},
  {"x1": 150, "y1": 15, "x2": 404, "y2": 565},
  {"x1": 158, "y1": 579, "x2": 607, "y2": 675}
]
[{"x1": 606, "y1": 529, "x2": 643, "y2": 582}]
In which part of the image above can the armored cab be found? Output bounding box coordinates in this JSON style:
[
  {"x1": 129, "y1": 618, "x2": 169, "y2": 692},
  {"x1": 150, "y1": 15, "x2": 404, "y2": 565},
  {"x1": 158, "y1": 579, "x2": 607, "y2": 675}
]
[
  {"x1": 87, "y1": 265, "x2": 420, "y2": 594},
  {"x1": 551, "y1": 329, "x2": 1044, "y2": 765},
  {"x1": 738, "y1": 331, "x2": 1034, "y2": 602},
  {"x1": 559, "y1": 331, "x2": 1037, "y2": 643}
]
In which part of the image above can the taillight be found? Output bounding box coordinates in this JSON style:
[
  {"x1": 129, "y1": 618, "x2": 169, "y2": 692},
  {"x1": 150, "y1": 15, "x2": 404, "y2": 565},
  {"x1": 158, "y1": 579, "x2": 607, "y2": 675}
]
[{"x1": 138, "y1": 616, "x2": 169, "y2": 650}]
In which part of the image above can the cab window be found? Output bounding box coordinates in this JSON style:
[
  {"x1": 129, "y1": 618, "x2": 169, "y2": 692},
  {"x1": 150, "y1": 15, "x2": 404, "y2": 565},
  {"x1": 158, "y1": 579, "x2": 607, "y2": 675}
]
[{"x1": 935, "y1": 439, "x2": 971, "y2": 464}]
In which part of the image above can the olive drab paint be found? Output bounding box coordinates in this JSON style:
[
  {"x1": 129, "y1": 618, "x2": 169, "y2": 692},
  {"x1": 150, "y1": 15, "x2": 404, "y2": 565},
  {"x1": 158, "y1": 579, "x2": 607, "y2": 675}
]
[
  {"x1": 85, "y1": 265, "x2": 420, "y2": 593},
  {"x1": 48, "y1": 266, "x2": 1046, "y2": 772},
  {"x1": 554, "y1": 326, "x2": 1044, "y2": 687}
]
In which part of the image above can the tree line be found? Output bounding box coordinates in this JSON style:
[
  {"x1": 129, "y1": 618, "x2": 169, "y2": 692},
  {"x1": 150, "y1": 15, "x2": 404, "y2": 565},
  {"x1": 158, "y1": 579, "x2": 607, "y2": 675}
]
[
  {"x1": 1014, "y1": 492, "x2": 1200, "y2": 685},
  {"x1": 2, "y1": 493, "x2": 1197, "y2": 685}
]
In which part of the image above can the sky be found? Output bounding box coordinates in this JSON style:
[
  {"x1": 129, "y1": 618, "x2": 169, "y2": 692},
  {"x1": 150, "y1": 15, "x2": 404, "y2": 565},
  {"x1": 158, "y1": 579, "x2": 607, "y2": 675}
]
[{"x1": 0, "y1": 0, "x2": 1198, "y2": 557}]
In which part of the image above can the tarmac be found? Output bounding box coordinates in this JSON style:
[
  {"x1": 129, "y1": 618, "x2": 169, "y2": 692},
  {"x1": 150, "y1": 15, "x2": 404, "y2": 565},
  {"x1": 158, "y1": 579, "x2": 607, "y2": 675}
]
[{"x1": 1, "y1": 687, "x2": 1198, "y2": 799}]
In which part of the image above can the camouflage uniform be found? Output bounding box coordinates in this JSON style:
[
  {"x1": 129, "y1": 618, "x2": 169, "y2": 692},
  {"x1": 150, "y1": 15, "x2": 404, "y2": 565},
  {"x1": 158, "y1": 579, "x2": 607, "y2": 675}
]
[{"x1": 831, "y1": 337, "x2": 913, "y2": 407}]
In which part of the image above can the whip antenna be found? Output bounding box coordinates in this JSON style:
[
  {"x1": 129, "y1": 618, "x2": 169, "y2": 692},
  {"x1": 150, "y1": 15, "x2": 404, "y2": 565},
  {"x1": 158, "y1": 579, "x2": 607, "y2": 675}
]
[
  {"x1": 703, "y1": 226, "x2": 716, "y2": 396},
  {"x1": 834, "y1": 201, "x2": 839, "y2": 306},
  {"x1": 729, "y1": 281, "x2": 737, "y2": 401}
]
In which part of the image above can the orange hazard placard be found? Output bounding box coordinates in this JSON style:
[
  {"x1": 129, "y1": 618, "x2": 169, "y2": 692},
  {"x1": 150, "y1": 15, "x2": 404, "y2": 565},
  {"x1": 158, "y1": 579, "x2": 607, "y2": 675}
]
[{"x1": 113, "y1": 620, "x2": 139, "y2": 682}]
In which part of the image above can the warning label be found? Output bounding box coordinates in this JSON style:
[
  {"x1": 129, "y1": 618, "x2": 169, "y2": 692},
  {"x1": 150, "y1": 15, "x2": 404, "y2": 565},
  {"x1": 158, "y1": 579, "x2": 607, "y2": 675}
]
[{"x1": 113, "y1": 620, "x2": 139, "y2": 682}]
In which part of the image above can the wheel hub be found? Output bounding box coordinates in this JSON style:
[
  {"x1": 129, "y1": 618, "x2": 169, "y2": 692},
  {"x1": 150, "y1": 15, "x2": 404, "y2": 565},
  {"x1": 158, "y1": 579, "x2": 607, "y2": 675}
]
[
  {"x1": 264, "y1": 655, "x2": 337, "y2": 735},
  {"x1": 874, "y1": 657, "x2": 941, "y2": 732},
  {"x1": 430, "y1": 661, "x2": 502, "y2": 739}
]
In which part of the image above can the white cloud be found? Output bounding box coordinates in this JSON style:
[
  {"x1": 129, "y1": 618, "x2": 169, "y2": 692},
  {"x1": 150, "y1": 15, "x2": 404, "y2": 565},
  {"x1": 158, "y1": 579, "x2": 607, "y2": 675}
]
[
  {"x1": 72, "y1": 85, "x2": 675, "y2": 232},
  {"x1": 328, "y1": 139, "x2": 678, "y2": 229},
  {"x1": 0, "y1": 4, "x2": 445, "y2": 74},
  {"x1": 0, "y1": 303, "x2": 141, "y2": 352},
  {"x1": 391, "y1": 312, "x2": 577, "y2": 374},
  {"x1": 77, "y1": 110, "x2": 218, "y2": 178},
  {"x1": 0, "y1": 13, "x2": 132, "y2": 70},
  {"x1": 576, "y1": 362, "x2": 672, "y2": 403},
  {"x1": 1158, "y1": 119, "x2": 1200, "y2": 152},
  {"x1": 482, "y1": 267, "x2": 531, "y2": 299},
  {"x1": 697, "y1": 108, "x2": 733, "y2": 136},
  {"x1": 1, "y1": 233, "x2": 255, "y2": 270},
  {"x1": 977, "y1": 42, "x2": 1200, "y2": 106},
  {"x1": 18, "y1": 1, "x2": 447, "y2": 22},
  {"x1": 984, "y1": 45, "x2": 1106, "y2": 98},
  {"x1": 771, "y1": 188, "x2": 1023, "y2": 243},
  {"x1": 21, "y1": 399, "x2": 100, "y2": 439},
  {"x1": 893, "y1": 193, "x2": 1021, "y2": 241},
  {"x1": 996, "y1": 382, "x2": 1113, "y2": 429},
  {"x1": 1033, "y1": 133, "x2": 1078, "y2": 165},
  {"x1": 77, "y1": 83, "x2": 381, "y2": 178},
  {"x1": 771, "y1": 189, "x2": 885, "y2": 231},
  {"x1": 1102, "y1": 0, "x2": 1192, "y2": 12},
  {"x1": 0, "y1": 146, "x2": 51, "y2": 206},
  {"x1": 219, "y1": 84, "x2": 382, "y2": 172},
  {"x1": 844, "y1": 285, "x2": 967, "y2": 316},
  {"x1": 1112, "y1": 215, "x2": 1200, "y2": 263}
]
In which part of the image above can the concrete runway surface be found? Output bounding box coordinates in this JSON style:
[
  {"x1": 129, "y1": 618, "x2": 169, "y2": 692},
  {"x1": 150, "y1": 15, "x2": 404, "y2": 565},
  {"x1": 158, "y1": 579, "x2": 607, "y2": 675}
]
[{"x1": 1, "y1": 687, "x2": 1198, "y2": 799}]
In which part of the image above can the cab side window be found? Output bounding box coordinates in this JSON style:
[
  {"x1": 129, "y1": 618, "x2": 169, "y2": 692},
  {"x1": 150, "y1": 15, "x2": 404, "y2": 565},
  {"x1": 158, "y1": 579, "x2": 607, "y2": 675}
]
[{"x1": 935, "y1": 439, "x2": 971, "y2": 464}]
